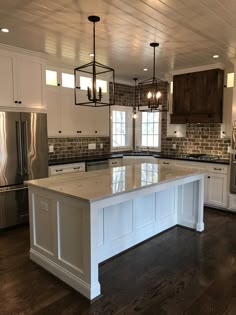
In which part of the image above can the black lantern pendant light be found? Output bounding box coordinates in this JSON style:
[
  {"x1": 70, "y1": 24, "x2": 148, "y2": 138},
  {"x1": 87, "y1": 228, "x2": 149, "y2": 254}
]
[
  {"x1": 138, "y1": 43, "x2": 169, "y2": 112},
  {"x1": 74, "y1": 16, "x2": 115, "y2": 107}
]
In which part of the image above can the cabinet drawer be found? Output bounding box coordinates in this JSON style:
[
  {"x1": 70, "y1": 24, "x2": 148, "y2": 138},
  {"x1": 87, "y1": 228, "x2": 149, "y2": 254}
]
[
  {"x1": 109, "y1": 158, "x2": 122, "y2": 167},
  {"x1": 207, "y1": 165, "x2": 228, "y2": 174},
  {"x1": 158, "y1": 159, "x2": 174, "y2": 166},
  {"x1": 49, "y1": 162, "x2": 85, "y2": 176}
]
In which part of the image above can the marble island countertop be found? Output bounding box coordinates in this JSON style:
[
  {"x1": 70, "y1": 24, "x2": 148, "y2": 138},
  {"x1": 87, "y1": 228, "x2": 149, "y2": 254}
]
[{"x1": 27, "y1": 163, "x2": 206, "y2": 202}]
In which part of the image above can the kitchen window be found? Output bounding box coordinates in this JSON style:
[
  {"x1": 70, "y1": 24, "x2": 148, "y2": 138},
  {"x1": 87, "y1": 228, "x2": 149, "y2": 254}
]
[
  {"x1": 136, "y1": 111, "x2": 161, "y2": 150},
  {"x1": 111, "y1": 106, "x2": 133, "y2": 151}
]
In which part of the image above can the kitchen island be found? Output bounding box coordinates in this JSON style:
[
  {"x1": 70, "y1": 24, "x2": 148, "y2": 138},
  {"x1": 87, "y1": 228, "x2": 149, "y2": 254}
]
[{"x1": 26, "y1": 163, "x2": 205, "y2": 300}]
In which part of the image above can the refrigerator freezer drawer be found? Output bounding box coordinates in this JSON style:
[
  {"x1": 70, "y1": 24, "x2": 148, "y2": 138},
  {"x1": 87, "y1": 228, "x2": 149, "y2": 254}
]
[{"x1": 0, "y1": 185, "x2": 28, "y2": 229}]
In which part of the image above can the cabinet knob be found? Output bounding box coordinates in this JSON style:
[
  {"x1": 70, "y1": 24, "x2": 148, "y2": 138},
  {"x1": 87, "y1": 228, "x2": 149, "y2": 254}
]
[
  {"x1": 208, "y1": 176, "x2": 210, "y2": 178},
  {"x1": 57, "y1": 83, "x2": 60, "y2": 86},
  {"x1": 76, "y1": 86, "x2": 80, "y2": 89},
  {"x1": 77, "y1": 131, "x2": 81, "y2": 133},
  {"x1": 95, "y1": 131, "x2": 98, "y2": 133},
  {"x1": 59, "y1": 131, "x2": 61, "y2": 133},
  {"x1": 15, "y1": 101, "x2": 18, "y2": 104},
  {"x1": 18, "y1": 101, "x2": 22, "y2": 104}
]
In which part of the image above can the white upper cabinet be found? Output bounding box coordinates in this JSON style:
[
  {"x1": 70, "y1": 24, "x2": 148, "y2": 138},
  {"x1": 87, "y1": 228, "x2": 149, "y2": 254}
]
[
  {"x1": 0, "y1": 47, "x2": 46, "y2": 110},
  {"x1": 46, "y1": 66, "x2": 110, "y2": 137},
  {"x1": 0, "y1": 55, "x2": 14, "y2": 107},
  {"x1": 14, "y1": 56, "x2": 45, "y2": 109}
]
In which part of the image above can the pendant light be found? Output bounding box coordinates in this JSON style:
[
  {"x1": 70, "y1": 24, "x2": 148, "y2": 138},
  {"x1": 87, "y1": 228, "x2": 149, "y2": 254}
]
[
  {"x1": 74, "y1": 16, "x2": 115, "y2": 107},
  {"x1": 133, "y1": 78, "x2": 138, "y2": 119},
  {"x1": 138, "y1": 43, "x2": 169, "y2": 112}
]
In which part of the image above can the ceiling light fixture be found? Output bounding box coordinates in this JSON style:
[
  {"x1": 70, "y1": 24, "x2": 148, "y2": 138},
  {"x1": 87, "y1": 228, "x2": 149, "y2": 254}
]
[
  {"x1": 143, "y1": 68, "x2": 148, "y2": 71},
  {"x1": 89, "y1": 53, "x2": 94, "y2": 57},
  {"x1": 0, "y1": 28, "x2": 9, "y2": 33},
  {"x1": 213, "y1": 54, "x2": 219, "y2": 59},
  {"x1": 74, "y1": 16, "x2": 115, "y2": 107},
  {"x1": 138, "y1": 43, "x2": 169, "y2": 112}
]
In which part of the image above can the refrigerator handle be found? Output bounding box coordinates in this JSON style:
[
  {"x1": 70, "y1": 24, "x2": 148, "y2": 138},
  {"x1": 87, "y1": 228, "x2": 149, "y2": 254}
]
[
  {"x1": 16, "y1": 120, "x2": 23, "y2": 176},
  {"x1": 22, "y1": 120, "x2": 29, "y2": 176}
]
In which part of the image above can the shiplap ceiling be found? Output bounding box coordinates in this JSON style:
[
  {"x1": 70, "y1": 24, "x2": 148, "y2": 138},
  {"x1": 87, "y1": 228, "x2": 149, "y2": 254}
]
[{"x1": 0, "y1": 0, "x2": 236, "y2": 81}]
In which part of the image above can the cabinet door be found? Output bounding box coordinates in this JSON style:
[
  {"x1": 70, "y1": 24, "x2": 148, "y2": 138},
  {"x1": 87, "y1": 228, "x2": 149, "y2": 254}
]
[
  {"x1": 47, "y1": 88, "x2": 61, "y2": 136},
  {"x1": 15, "y1": 57, "x2": 44, "y2": 109},
  {"x1": 75, "y1": 106, "x2": 95, "y2": 135},
  {"x1": 206, "y1": 173, "x2": 227, "y2": 208},
  {"x1": 60, "y1": 89, "x2": 76, "y2": 136},
  {"x1": 0, "y1": 55, "x2": 15, "y2": 107},
  {"x1": 93, "y1": 107, "x2": 109, "y2": 136},
  {"x1": 172, "y1": 74, "x2": 191, "y2": 115}
]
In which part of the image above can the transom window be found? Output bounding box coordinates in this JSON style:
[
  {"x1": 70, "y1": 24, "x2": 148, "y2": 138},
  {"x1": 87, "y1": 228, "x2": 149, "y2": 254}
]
[
  {"x1": 80, "y1": 76, "x2": 107, "y2": 93},
  {"x1": 141, "y1": 112, "x2": 160, "y2": 148}
]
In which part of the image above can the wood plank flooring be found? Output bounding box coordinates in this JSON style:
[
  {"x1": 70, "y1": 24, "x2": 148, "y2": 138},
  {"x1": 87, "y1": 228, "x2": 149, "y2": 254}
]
[{"x1": 1, "y1": 208, "x2": 236, "y2": 315}]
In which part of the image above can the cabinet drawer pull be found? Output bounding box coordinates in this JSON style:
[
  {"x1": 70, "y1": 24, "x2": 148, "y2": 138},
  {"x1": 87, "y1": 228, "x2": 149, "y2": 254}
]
[
  {"x1": 15, "y1": 101, "x2": 18, "y2": 104},
  {"x1": 74, "y1": 167, "x2": 81, "y2": 170},
  {"x1": 19, "y1": 101, "x2": 22, "y2": 104},
  {"x1": 112, "y1": 162, "x2": 117, "y2": 165},
  {"x1": 163, "y1": 162, "x2": 169, "y2": 165},
  {"x1": 214, "y1": 168, "x2": 222, "y2": 171},
  {"x1": 55, "y1": 169, "x2": 63, "y2": 172}
]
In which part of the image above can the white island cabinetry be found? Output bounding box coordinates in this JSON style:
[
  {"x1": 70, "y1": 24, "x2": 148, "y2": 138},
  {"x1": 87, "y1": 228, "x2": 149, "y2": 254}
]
[{"x1": 27, "y1": 163, "x2": 205, "y2": 300}]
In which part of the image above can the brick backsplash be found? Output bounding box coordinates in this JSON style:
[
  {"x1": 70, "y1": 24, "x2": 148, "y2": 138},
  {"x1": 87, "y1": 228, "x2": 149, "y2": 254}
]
[
  {"x1": 161, "y1": 112, "x2": 230, "y2": 159},
  {"x1": 110, "y1": 82, "x2": 134, "y2": 106},
  {"x1": 48, "y1": 83, "x2": 231, "y2": 162},
  {"x1": 48, "y1": 137, "x2": 110, "y2": 162}
]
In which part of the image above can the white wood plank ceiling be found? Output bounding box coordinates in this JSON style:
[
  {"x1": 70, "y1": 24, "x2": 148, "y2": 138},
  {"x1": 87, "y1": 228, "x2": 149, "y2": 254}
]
[{"x1": 0, "y1": 0, "x2": 236, "y2": 81}]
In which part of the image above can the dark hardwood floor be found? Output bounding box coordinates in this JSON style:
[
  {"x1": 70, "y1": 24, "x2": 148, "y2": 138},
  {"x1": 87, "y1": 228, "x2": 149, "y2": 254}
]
[{"x1": 1, "y1": 207, "x2": 236, "y2": 315}]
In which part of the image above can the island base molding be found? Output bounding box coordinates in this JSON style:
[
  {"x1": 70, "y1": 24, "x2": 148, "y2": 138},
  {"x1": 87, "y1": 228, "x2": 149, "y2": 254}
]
[{"x1": 28, "y1": 174, "x2": 205, "y2": 300}]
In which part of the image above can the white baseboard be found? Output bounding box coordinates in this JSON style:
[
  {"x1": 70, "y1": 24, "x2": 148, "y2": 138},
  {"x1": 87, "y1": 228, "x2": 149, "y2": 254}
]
[{"x1": 30, "y1": 249, "x2": 100, "y2": 300}]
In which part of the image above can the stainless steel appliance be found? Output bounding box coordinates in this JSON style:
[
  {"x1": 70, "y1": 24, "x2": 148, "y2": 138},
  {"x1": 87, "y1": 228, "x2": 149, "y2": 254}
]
[
  {"x1": 0, "y1": 112, "x2": 48, "y2": 229},
  {"x1": 86, "y1": 160, "x2": 109, "y2": 171},
  {"x1": 230, "y1": 121, "x2": 236, "y2": 193}
]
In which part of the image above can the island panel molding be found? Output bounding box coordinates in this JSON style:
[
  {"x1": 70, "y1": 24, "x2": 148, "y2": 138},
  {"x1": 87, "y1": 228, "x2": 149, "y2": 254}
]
[{"x1": 27, "y1": 163, "x2": 205, "y2": 300}]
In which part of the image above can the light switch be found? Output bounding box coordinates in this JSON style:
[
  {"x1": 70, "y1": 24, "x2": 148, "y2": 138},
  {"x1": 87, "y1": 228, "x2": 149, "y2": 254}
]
[{"x1": 49, "y1": 145, "x2": 54, "y2": 153}]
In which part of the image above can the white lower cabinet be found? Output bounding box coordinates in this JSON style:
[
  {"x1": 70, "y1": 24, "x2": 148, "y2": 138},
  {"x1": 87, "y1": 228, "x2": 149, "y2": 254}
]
[
  {"x1": 205, "y1": 173, "x2": 227, "y2": 208},
  {"x1": 108, "y1": 158, "x2": 122, "y2": 167},
  {"x1": 49, "y1": 162, "x2": 85, "y2": 176},
  {"x1": 157, "y1": 158, "x2": 229, "y2": 209}
]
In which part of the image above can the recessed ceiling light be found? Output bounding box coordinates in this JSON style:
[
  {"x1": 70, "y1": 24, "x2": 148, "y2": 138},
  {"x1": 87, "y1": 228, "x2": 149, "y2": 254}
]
[
  {"x1": 89, "y1": 53, "x2": 94, "y2": 57},
  {"x1": 143, "y1": 68, "x2": 148, "y2": 71},
  {"x1": 0, "y1": 28, "x2": 9, "y2": 33},
  {"x1": 213, "y1": 54, "x2": 219, "y2": 59}
]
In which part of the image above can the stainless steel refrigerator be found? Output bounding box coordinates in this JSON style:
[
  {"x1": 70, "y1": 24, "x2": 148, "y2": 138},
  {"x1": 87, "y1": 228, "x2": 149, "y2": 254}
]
[{"x1": 0, "y1": 111, "x2": 48, "y2": 229}]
